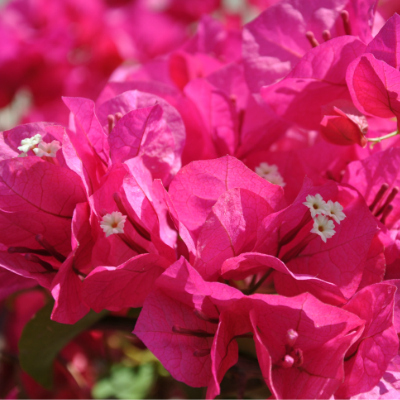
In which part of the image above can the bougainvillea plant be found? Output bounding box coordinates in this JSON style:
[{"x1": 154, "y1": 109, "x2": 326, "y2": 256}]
[{"x1": 2, "y1": 0, "x2": 400, "y2": 398}]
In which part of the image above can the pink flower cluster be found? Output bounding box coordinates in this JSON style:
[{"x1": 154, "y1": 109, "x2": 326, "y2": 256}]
[{"x1": 2, "y1": 0, "x2": 400, "y2": 398}]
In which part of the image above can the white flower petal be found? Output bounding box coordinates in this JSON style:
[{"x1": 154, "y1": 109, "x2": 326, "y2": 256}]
[
  {"x1": 326, "y1": 200, "x2": 346, "y2": 224},
  {"x1": 100, "y1": 211, "x2": 127, "y2": 237},
  {"x1": 303, "y1": 194, "x2": 328, "y2": 218},
  {"x1": 18, "y1": 134, "x2": 42, "y2": 153},
  {"x1": 311, "y1": 215, "x2": 336, "y2": 242}
]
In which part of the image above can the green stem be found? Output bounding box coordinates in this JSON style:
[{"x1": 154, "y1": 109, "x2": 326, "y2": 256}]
[{"x1": 367, "y1": 130, "x2": 399, "y2": 143}]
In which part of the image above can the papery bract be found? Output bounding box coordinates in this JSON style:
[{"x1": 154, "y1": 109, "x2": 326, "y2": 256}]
[
  {"x1": 346, "y1": 53, "x2": 400, "y2": 121},
  {"x1": 81, "y1": 158, "x2": 177, "y2": 313},
  {"x1": 365, "y1": 13, "x2": 400, "y2": 70},
  {"x1": 63, "y1": 97, "x2": 109, "y2": 165},
  {"x1": 62, "y1": 98, "x2": 107, "y2": 195},
  {"x1": 250, "y1": 292, "x2": 364, "y2": 399},
  {"x1": 257, "y1": 179, "x2": 378, "y2": 302},
  {"x1": 222, "y1": 252, "x2": 347, "y2": 305},
  {"x1": 206, "y1": 302, "x2": 254, "y2": 399},
  {"x1": 342, "y1": 147, "x2": 400, "y2": 229},
  {"x1": 0, "y1": 248, "x2": 55, "y2": 290},
  {"x1": 96, "y1": 89, "x2": 185, "y2": 184},
  {"x1": 194, "y1": 188, "x2": 274, "y2": 280},
  {"x1": 385, "y1": 279, "x2": 400, "y2": 334},
  {"x1": 82, "y1": 253, "x2": 170, "y2": 312},
  {"x1": 109, "y1": 0, "x2": 190, "y2": 62},
  {"x1": 134, "y1": 258, "x2": 245, "y2": 390},
  {"x1": 335, "y1": 283, "x2": 399, "y2": 398},
  {"x1": 357, "y1": 234, "x2": 386, "y2": 290},
  {"x1": 351, "y1": 355, "x2": 400, "y2": 399},
  {"x1": 166, "y1": 1, "x2": 221, "y2": 21},
  {"x1": 109, "y1": 105, "x2": 177, "y2": 182},
  {"x1": 88, "y1": 164, "x2": 143, "y2": 267},
  {"x1": 169, "y1": 51, "x2": 224, "y2": 91},
  {"x1": 243, "y1": 150, "x2": 305, "y2": 203},
  {"x1": 260, "y1": 36, "x2": 366, "y2": 130},
  {"x1": 0, "y1": 157, "x2": 86, "y2": 255},
  {"x1": 0, "y1": 268, "x2": 36, "y2": 301},
  {"x1": 243, "y1": 0, "x2": 372, "y2": 92},
  {"x1": 206, "y1": 63, "x2": 249, "y2": 114},
  {"x1": 183, "y1": 16, "x2": 241, "y2": 64},
  {"x1": 168, "y1": 155, "x2": 284, "y2": 240},
  {"x1": 50, "y1": 251, "x2": 90, "y2": 324},
  {"x1": 183, "y1": 79, "x2": 238, "y2": 156},
  {"x1": 71, "y1": 202, "x2": 95, "y2": 275},
  {"x1": 123, "y1": 158, "x2": 177, "y2": 260}
]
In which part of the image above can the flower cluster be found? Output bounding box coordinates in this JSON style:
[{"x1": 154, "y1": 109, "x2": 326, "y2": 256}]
[
  {"x1": 303, "y1": 194, "x2": 346, "y2": 242},
  {"x1": 18, "y1": 134, "x2": 61, "y2": 158},
  {"x1": 255, "y1": 162, "x2": 286, "y2": 186},
  {"x1": 1, "y1": 0, "x2": 400, "y2": 399}
]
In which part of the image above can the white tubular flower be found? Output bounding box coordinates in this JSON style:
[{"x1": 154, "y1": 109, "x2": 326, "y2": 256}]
[
  {"x1": 18, "y1": 134, "x2": 42, "y2": 153},
  {"x1": 33, "y1": 140, "x2": 61, "y2": 158},
  {"x1": 303, "y1": 194, "x2": 328, "y2": 218},
  {"x1": 311, "y1": 215, "x2": 336, "y2": 243},
  {"x1": 255, "y1": 162, "x2": 286, "y2": 187},
  {"x1": 325, "y1": 200, "x2": 346, "y2": 224},
  {"x1": 100, "y1": 211, "x2": 127, "y2": 237}
]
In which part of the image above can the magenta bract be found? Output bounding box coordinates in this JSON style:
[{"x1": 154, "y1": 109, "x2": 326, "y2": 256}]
[
  {"x1": 250, "y1": 292, "x2": 364, "y2": 399},
  {"x1": 168, "y1": 155, "x2": 284, "y2": 240},
  {"x1": 336, "y1": 283, "x2": 399, "y2": 398},
  {"x1": 261, "y1": 36, "x2": 366, "y2": 130}
]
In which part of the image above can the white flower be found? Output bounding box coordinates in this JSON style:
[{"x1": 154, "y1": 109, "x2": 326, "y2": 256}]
[
  {"x1": 18, "y1": 134, "x2": 42, "y2": 153},
  {"x1": 310, "y1": 215, "x2": 336, "y2": 243},
  {"x1": 100, "y1": 211, "x2": 127, "y2": 237},
  {"x1": 33, "y1": 140, "x2": 61, "y2": 158},
  {"x1": 325, "y1": 200, "x2": 346, "y2": 224},
  {"x1": 303, "y1": 194, "x2": 328, "y2": 218},
  {"x1": 255, "y1": 162, "x2": 278, "y2": 176},
  {"x1": 255, "y1": 162, "x2": 286, "y2": 187}
]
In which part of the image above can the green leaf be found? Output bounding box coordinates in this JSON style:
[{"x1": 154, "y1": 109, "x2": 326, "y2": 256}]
[
  {"x1": 92, "y1": 364, "x2": 155, "y2": 399},
  {"x1": 19, "y1": 301, "x2": 107, "y2": 389}
]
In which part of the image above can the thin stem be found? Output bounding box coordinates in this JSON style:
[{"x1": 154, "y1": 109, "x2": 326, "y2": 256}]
[
  {"x1": 367, "y1": 130, "x2": 399, "y2": 144},
  {"x1": 35, "y1": 234, "x2": 66, "y2": 263},
  {"x1": 249, "y1": 274, "x2": 257, "y2": 290},
  {"x1": 245, "y1": 269, "x2": 273, "y2": 295},
  {"x1": 280, "y1": 234, "x2": 317, "y2": 264},
  {"x1": 172, "y1": 326, "x2": 214, "y2": 338}
]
